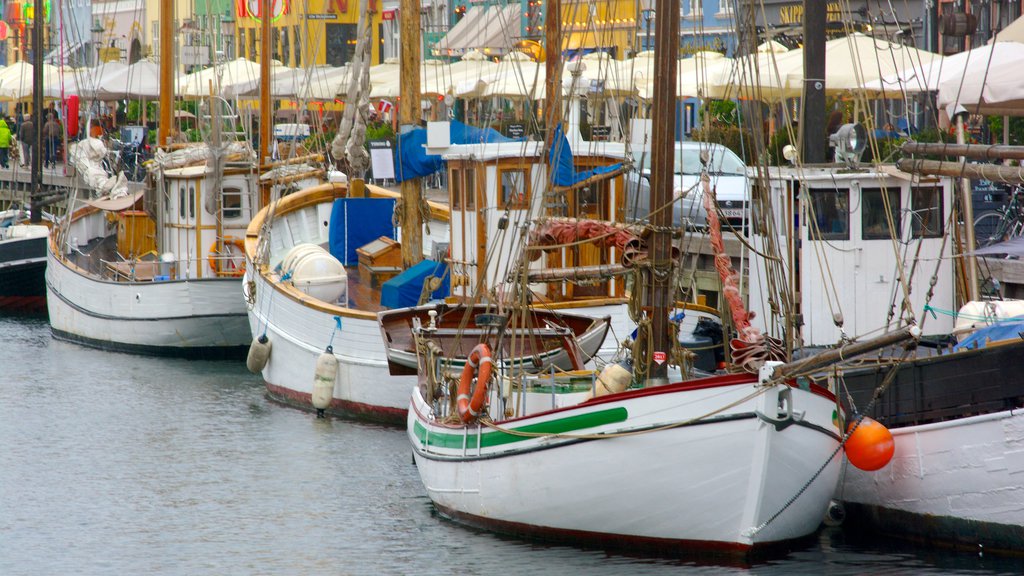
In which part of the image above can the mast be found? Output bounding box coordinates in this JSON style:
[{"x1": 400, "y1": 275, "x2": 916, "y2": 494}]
[
  {"x1": 645, "y1": 0, "x2": 678, "y2": 384},
  {"x1": 158, "y1": 1, "x2": 173, "y2": 148},
  {"x1": 29, "y1": 0, "x2": 43, "y2": 223},
  {"x1": 543, "y1": 0, "x2": 563, "y2": 215},
  {"x1": 800, "y1": 0, "x2": 826, "y2": 163},
  {"x1": 259, "y1": 0, "x2": 272, "y2": 168},
  {"x1": 399, "y1": 0, "x2": 423, "y2": 268}
]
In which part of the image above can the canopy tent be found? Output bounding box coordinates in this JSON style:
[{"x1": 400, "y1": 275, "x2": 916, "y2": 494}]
[
  {"x1": 259, "y1": 65, "x2": 352, "y2": 100},
  {"x1": 756, "y1": 40, "x2": 790, "y2": 53},
  {"x1": 562, "y1": 51, "x2": 636, "y2": 97},
  {"x1": 432, "y1": 6, "x2": 487, "y2": 56},
  {"x1": 77, "y1": 61, "x2": 128, "y2": 99},
  {"x1": 990, "y1": 14, "x2": 1024, "y2": 44},
  {"x1": 481, "y1": 51, "x2": 545, "y2": 99},
  {"x1": 633, "y1": 51, "x2": 732, "y2": 100},
  {"x1": 433, "y1": 4, "x2": 521, "y2": 56},
  {"x1": 179, "y1": 57, "x2": 284, "y2": 99},
  {"x1": 715, "y1": 33, "x2": 941, "y2": 101},
  {"x1": 0, "y1": 61, "x2": 63, "y2": 101},
  {"x1": 93, "y1": 60, "x2": 161, "y2": 100},
  {"x1": 936, "y1": 40, "x2": 1024, "y2": 114}
]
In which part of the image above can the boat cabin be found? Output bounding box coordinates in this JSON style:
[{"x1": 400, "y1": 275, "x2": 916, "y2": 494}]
[
  {"x1": 748, "y1": 165, "x2": 956, "y2": 347},
  {"x1": 437, "y1": 134, "x2": 631, "y2": 303}
]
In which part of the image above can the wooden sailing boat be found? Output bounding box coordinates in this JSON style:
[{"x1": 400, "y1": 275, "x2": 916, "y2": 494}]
[
  {"x1": 397, "y1": 0, "x2": 928, "y2": 556},
  {"x1": 241, "y1": 0, "x2": 617, "y2": 423},
  {"x1": 45, "y1": 0, "x2": 320, "y2": 357}
]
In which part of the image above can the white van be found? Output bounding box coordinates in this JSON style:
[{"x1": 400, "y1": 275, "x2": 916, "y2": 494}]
[{"x1": 624, "y1": 141, "x2": 750, "y2": 232}]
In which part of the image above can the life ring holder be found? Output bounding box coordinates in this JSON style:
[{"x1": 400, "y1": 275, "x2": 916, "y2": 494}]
[
  {"x1": 457, "y1": 343, "x2": 493, "y2": 423},
  {"x1": 209, "y1": 236, "x2": 246, "y2": 277}
]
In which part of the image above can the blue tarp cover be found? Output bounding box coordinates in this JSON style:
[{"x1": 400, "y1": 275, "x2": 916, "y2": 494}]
[
  {"x1": 549, "y1": 124, "x2": 623, "y2": 187},
  {"x1": 328, "y1": 198, "x2": 396, "y2": 265},
  {"x1": 381, "y1": 259, "x2": 450, "y2": 309},
  {"x1": 394, "y1": 120, "x2": 518, "y2": 183},
  {"x1": 953, "y1": 317, "x2": 1024, "y2": 351}
]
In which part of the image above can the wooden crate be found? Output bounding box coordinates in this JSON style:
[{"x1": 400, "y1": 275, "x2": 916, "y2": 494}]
[{"x1": 357, "y1": 236, "x2": 402, "y2": 287}]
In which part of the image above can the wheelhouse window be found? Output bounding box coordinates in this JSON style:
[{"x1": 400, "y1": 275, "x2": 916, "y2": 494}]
[
  {"x1": 862, "y1": 187, "x2": 900, "y2": 240},
  {"x1": 500, "y1": 168, "x2": 529, "y2": 210},
  {"x1": 222, "y1": 186, "x2": 243, "y2": 220},
  {"x1": 808, "y1": 189, "x2": 850, "y2": 240},
  {"x1": 911, "y1": 186, "x2": 943, "y2": 238},
  {"x1": 450, "y1": 166, "x2": 476, "y2": 211}
]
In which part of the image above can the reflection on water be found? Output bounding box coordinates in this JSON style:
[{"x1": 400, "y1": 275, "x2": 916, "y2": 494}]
[{"x1": 1, "y1": 316, "x2": 1022, "y2": 575}]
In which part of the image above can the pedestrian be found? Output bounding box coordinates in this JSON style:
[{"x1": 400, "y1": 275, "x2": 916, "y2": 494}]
[
  {"x1": 0, "y1": 116, "x2": 11, "y2": 169},
  {"x1": 43, "y1": 113, "x2": 60, "y2": 168},
  {"x1": 18, "y1": 113, "x2": 34, "y2": 168}
]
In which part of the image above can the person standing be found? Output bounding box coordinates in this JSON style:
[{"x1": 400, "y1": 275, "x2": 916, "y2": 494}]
[
  {"x1": 43, "y1": 114, "x2": 60, "y2": 169},
  {"x1": 0, "y1": 117, "x2": 11, "y2": 169},
  {"x1": 18, "y1": 113, "x2": 34, "y2": 169}
]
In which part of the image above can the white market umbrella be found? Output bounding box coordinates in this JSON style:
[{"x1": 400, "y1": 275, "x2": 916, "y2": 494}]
[
  {"x1": 94, "y1": 59, "x2": 161, "y2": 100},
  {"x1": 179, "y1": 57, "x2": 283, "y2": 99},
  {"x1": 782, "y1": 33, "x2": 942, "y2": 96},
  {"x1": 936, "y1": 40, "x2": 1024, "y2": 114},
  {"x1": 0, "y1": 61, "x2": 61, "y2": 101}
]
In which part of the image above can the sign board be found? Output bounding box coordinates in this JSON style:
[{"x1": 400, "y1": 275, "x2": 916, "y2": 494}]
[
  {"x1": 382, "y1": 9, "x2": 396, "y2": 20},
  {"x1": 653, "y1": 351, "x2": 667, "y2": 365},
  {"x1": 369, "y1": 139, "x2": 395, "y2": 180},
  {"x1": 505, "y1": 123, "x2": 525, "y2": 138}
]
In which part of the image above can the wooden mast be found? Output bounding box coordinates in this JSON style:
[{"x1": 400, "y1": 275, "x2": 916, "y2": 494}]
[
  {"x1": 645, "y1": 0, "x2": 678, "y2": 384},
  {"x1": 259, "y1": 0, "x2": 273, "y2": 168},
  {"x1": 158, "y1": 1, "x2": 174, "y2": 148},
  {"x1": 399, "y1": 0, "x2": 423, "y2": 268},
  {"x1": 543, "y1": 0, "x2": 563, "y2": 215}
]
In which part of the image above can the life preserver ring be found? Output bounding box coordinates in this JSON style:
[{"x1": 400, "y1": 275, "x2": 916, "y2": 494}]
[
  {"x1": 209, "y1": 236, "x2": 246, "y2": 277},
  {"x1": 457, "y1": 343, "x2": 493, "y2": 423}
]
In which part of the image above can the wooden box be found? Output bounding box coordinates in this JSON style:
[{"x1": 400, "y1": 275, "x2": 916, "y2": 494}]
[
  {"x1": 117, "y1": 210, "x2": 156, "y2": 258},
  {"x1": 357, "y1": 236, "x2": 402, "y2": 287}
]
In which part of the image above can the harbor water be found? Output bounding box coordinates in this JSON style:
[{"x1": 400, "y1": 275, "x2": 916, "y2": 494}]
[{"x1": 2, "y1": 314, "x2": 1023, "y2": 575}]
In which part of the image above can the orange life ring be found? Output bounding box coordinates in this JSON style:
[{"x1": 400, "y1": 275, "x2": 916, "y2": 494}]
[
  {"x1": 457, "y1": 343, "x2": 493, "y2": 423},
  {"x1": 209, "y1": 236, "x2": 246, "y2": 277}
]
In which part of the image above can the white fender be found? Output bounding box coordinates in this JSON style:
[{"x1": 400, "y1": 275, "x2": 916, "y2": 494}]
[
  {"x1": 312, "y1": 347, "x2": 338, "y2": 411},
  {"x1": 246, "y1": 335, "x2": 272, "y2": 373}
]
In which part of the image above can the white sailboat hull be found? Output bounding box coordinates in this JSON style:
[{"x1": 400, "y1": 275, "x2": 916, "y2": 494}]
[
  {"x1": 247, "y1": 266, "x2": 414, "y2": 424},
  {"x1": 840, "y1": 410, "x2": 1024, "y2": 550},
  {"x1": 409, "y1": 377, "x2": 842, "y2": 552},
  {"x1": 46, "y1": 243, "x2": 250, "y2": 358}
]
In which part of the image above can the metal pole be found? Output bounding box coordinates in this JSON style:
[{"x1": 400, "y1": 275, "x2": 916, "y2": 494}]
[
  {"x1": 801, "y1": 0, "x2": 826, "y2": 164},
  {"x1": 30, "y1": 0, "x2": 43, "y2": 223}
]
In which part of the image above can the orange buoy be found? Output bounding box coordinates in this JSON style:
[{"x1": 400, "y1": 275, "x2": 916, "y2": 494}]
[{"x1": 844, "y1": 416, "x2": 895, "y2": 471}]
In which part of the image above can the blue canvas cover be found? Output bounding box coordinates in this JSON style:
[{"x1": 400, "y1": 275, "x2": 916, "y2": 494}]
[
  {"x1": 381, "y1": 259, "x2": 450, "y2": 309},
  {"x1": 953, "y1": 317, "x2": 1024, "y2": 351},
  {"x1": 328, "y1": 198, "x2": 396, "y2": 265},
  {"x1": 394, "y1": 120, "x2": 518, "y2": 183},
  {"x1": 548, "y1": 124, "x2": 623, "y2": 187}
]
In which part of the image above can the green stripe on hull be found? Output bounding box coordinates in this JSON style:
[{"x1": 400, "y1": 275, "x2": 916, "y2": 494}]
[{"x1": 413, "y1": 407, "x2": 629, "y2": 450}]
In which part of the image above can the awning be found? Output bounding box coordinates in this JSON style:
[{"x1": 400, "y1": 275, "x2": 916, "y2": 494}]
[
  {"x1": 433, "y1": 6, "x2": 487, "y2": 55},
  {"x1": 435, "y1": 5, "x2": 521, "y2": 56}
]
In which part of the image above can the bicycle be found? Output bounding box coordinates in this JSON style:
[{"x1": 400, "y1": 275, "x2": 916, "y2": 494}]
[{"x1": 974, "y1": 185, "x2": 1024, "y2": 248}]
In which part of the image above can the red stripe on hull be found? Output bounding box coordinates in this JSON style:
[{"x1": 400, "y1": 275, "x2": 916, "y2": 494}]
[
  {"x1": 265, "y1": 382, "x2": 407, "y2": 427},
  {"x1": 0, "y1": 295, "x2": 46, "y2": 314},
  {"x1": 432, "y1": 502, "x2": 814, "y2": 564}
]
